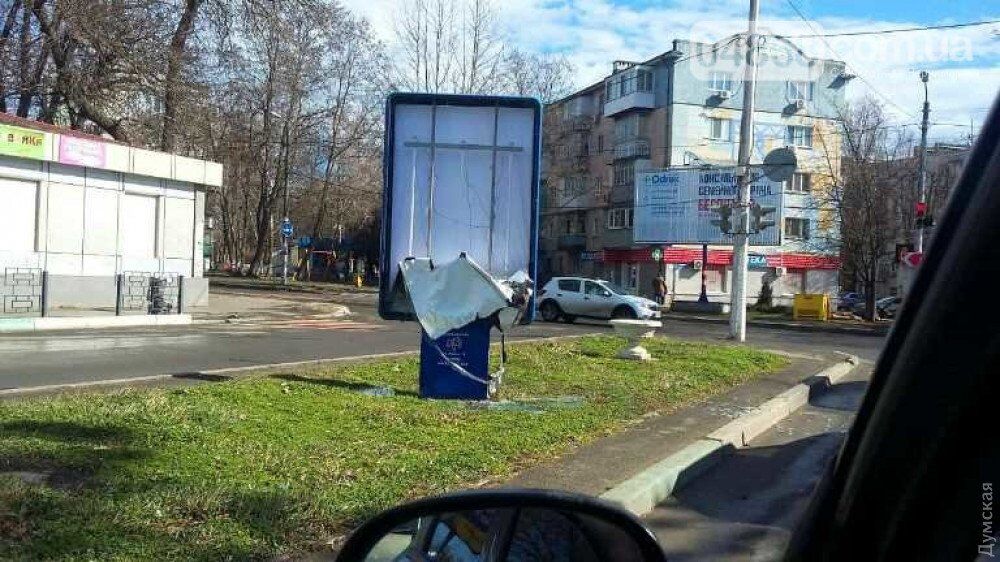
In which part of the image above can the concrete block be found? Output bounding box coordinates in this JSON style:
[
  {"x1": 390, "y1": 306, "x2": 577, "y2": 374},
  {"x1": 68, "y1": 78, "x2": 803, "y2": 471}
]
[
  {"x1": 601, "y1": 439, "x2": 729, "y2": 515},
  {"x1": 182, "y1": 277, "x2": 209, "y2": 307},
  {"x1": 0, "y1": 314, "x2": 192, "y2": 333}
]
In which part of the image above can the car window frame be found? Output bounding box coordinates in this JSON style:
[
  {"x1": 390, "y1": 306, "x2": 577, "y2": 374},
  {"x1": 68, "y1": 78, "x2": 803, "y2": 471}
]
[{"x1": 557, "y1": 279, "x2": 581, "y2": 292}]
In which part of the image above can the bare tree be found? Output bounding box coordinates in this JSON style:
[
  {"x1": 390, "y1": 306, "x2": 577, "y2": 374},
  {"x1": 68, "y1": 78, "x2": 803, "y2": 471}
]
[
  {"x1": 503, "y1": 48, "x2": 574, "y2": 103},
  {"x1": 161, "y1": 0, "x2": 204, "y2": 152},
  {"x1": 393, "y1": 0, "x2": 457, "y2": 92},
  {"x1": 814, "y1": 98, "x2": 915, "y2": 320}
]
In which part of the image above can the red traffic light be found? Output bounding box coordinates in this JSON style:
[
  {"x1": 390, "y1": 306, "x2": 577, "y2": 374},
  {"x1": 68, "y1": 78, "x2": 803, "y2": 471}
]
[{"x1": 915, "y1": 202, "x2": 927, "y2": 217}]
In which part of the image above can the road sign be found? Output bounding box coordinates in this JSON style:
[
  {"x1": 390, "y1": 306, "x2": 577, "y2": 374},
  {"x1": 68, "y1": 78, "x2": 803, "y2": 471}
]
[
  {"x1": 635, "y1": 167, "x2": 783, "y2": 246},
  {"x1": 901, "y1": 251, "x2": 923, "y2": 268},
  {"x1": 280, "y1": 218, "x2": 293, "y2": 238},
  {"x1": 650, "y1": 247, "x2": 662, "y2": 261},
  {"x1": 762, "y1": 147, "x2": 797, "y2": 182}
]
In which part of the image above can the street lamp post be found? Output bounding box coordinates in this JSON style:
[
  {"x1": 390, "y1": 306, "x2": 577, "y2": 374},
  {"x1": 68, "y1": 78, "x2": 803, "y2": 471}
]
[{"x1": 916, "y1": 71, "x2": 930, "y2": 254}]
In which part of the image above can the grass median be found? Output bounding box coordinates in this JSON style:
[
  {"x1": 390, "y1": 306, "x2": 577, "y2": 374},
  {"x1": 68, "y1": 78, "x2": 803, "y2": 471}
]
[{"x1": 0, "y1": 336, "x2": 785, "y2": 560}]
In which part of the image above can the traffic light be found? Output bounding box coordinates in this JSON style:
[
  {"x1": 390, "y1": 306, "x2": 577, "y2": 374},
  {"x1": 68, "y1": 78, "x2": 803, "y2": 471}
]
[
  {"x1": 711, "y1": 205, "x2": 733, "y2": 234},
  {"x1": 749, "y1": 203, "x2": 777, "y2": 233},
  {"x1": 915, "y1": 202, "x2": 933, "y2": 228}
]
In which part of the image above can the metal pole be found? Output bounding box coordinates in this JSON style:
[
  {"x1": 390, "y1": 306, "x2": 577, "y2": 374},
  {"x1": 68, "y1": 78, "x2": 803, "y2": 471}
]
[
  {"x1": 115, "y1": 274, "x2": 123, "y2": 316},
  {"x1": 729, "y1": 0, "x2": 760, "y2": 342},
  {"x1": 487, "y1": 105, "x2": 501, "y2": 271},
  {"x1": 282, "y1": 217, "x2": 289, "y2": 285},
  {"x1": 177, "y1": 275, "x2": 184, "y2": 314},
  {"x1": 40, "y1": 270, "x2": 48, "y2": 317},
  {"x1": 916, "y1": 71, "x2": 930, "y2": 254},
  {"x1": 698, "y1": 243, "x2": 709, "y2": 303}
]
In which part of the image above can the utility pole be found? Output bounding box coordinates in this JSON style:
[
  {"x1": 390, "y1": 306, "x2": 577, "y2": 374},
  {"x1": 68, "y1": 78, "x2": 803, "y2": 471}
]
[
  {"x1": 916, "y1": 71, "x2": 930, "y2": 254},
  {"x1": 729, "y1": 0, "x2": 760, "y2": 342}
]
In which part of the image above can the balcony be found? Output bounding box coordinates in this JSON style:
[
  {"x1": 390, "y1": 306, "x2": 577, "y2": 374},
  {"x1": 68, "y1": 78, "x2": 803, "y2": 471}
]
[
  {"x1": 567, "y1": 115, "x2": 594, "y2": 131},
  {"x1": 558, "y1": 234, "x2": 586, "y2": 249},
  {"x1": 604, "y1": 91, "x2": 655, "y2": 117},
  {"x1": 613, "y1": 139, "x2": 651, "y2": 160}
]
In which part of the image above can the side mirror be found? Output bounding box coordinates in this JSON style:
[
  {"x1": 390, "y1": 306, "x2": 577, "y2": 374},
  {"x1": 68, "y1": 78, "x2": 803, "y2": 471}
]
[
  {"x1": 337, "y1": 489, "x2": 667, "y2": 562},
  {"x1": 601, "y1": 290, "x2": 613, "y2": 298}
]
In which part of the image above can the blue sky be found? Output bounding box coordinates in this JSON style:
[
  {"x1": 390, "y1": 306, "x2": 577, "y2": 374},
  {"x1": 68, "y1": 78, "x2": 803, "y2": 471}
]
[{"x1": 344, "y1": 0, "x2": 999, "y2": 140}]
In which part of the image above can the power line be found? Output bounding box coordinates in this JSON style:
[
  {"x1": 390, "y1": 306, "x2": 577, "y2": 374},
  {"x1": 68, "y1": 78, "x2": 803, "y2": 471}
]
[
  {"x1": 673, "y1": 35, "x2": 743, "y2": 64},
  {"x1": 777, "y1": 19, "x2": 1000, "y2": 39},
  {"x1": 781, "y1": 0, "x2": 918, "y2": 120}
]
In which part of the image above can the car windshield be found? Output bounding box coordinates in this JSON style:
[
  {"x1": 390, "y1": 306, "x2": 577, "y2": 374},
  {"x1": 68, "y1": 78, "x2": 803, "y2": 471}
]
[{"x1": 0, "y1": 1, "x2": 993, "y2": 560}]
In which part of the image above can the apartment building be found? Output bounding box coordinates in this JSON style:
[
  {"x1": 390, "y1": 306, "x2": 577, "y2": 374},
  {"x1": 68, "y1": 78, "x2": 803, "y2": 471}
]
[{"x1": 540, "y1": 35, "x2": 849, "y2": 303}]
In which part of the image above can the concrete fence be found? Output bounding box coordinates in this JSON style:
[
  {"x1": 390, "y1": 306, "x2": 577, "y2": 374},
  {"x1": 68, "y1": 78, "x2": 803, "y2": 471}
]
[{"x1": 0, "y1": 268, "x2": 208, "y2": 318}]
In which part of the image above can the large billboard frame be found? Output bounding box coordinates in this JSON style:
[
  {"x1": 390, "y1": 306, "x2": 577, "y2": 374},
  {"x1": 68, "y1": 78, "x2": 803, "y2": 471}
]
[
  {"x1": 633, "y1": 166, "x2": 785, "y2": 246},
  {"x1": 379, "y1": 92, "x2": 542, "y2": 322}
]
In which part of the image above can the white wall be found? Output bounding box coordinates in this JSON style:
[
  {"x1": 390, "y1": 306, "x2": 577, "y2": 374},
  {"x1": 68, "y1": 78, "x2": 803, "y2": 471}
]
[{"x1": 0, "y1": 156, "x2": 203, "y2": 277}]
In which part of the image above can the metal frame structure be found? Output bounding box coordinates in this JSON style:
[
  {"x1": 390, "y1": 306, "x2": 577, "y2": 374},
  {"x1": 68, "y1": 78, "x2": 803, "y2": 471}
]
[{"x1": 379, "y1": 92, "x2": 542, "y2": 323}]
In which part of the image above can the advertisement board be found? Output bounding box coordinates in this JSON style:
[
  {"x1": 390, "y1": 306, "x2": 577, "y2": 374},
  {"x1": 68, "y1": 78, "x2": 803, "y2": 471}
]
[
  {"x1": 634, "y1": 167, "x2": 783, "y2": 246},
  {"x1": 0, "y1": 123, "x2": 47, "y2": 160},
  {"x1": 380, "y1": 93, "x2": 541, "y2": 322},
  {"x1": 59, "y1": 135, "x2": 107, "y2": 168}
]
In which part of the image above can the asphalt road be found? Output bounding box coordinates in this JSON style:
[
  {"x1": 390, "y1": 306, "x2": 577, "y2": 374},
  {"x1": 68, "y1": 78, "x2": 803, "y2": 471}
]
[
  {"x1": 643, "y1": 362, "x2": 870, "y2": 560},
  {"x1": 0, "y1": 302, "x2": 884, "y2": 393}
]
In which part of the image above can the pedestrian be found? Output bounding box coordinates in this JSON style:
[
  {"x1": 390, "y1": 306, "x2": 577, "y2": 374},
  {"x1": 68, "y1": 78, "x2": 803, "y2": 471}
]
[{"x1": 652, "y1": 275, "x2": 667, "y2": 305}]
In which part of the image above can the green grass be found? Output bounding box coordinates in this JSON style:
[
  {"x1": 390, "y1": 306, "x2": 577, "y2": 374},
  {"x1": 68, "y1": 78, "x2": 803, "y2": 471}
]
[{"x1": 0, "y1": 336, "x2": 785, "y2": 561}]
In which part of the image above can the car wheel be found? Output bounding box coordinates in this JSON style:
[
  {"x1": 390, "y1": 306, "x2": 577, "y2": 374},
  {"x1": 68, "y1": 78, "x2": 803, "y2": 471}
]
[
  {"x1": 612, "y1": 306, "x2": 638, "y2": 319},
  {"x1": 540, "y1": 301, "x2": 562, "y2": 322}
]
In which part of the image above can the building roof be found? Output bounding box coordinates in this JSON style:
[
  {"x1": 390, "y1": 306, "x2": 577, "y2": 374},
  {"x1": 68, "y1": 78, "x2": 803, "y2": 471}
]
[
  {"x1": 547, "y1": 34, "x2": 845, "y2": 107},
  {"x1": 0, "y1": 111, "x2": 128, "y2": 146}
]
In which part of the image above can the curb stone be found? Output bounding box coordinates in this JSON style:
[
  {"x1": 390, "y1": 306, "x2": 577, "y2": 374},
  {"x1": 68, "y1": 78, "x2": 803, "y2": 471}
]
[
  {"x1": 663, "y1": 313, "x2": 888, "y2": 337},
  {"x1": 600, "y1": 354, "x2": 861, "y2": 515}
]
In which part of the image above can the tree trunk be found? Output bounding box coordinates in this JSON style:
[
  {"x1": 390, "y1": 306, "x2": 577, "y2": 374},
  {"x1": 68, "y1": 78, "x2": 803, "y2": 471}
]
[
  {"x1": 0, "y1": 0, "x2": 21, "y2": 112},
  {"x1": 863, "y1": 277, "x2": 877, "y2": 322},
  {"x1": 161, "y1": 0, "x2": 202, "y2": 152}
]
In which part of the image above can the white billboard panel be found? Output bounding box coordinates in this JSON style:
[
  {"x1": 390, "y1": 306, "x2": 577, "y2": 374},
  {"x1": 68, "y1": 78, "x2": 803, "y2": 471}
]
[
  {"x1": 380, "y1": 93, "x2": 541, "y2": 321},
  {"x1": 634, "y1": 167, "x2": 784, "y2": 246}
]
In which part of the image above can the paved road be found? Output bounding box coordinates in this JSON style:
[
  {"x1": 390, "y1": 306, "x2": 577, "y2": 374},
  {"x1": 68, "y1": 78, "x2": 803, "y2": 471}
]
[
  {"x1": 643, "y1": 363, "x2": 870, "y2": 560},
  {"x1": 0, "y1": 301, "x2": 884, "y2": 392}
]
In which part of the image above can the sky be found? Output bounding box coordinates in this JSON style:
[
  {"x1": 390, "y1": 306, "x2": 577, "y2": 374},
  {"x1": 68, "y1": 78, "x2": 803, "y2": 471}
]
[{"x1": 342, "y1": 0, "x2": 999, "y2": 142}]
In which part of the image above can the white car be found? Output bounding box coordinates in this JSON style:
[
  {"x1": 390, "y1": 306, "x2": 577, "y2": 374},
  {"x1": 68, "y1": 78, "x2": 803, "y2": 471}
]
[{"x1": 536, "y1": 277, "x2": 661, "y2": 322}]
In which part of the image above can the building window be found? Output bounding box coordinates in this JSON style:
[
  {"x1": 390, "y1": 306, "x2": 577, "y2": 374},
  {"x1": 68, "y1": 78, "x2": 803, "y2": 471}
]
[
  {"x1": 786, "y1": 80, "x2": 814, "y2": 101},
  {"x1": 563, "y1": 177, "x2": 587, "y2": 199},
  {"x1": 708, "y1": 117, "x2": 734, "y2": 141},
  {"x1": 613, "y1": 159, "x2": 635, "y2": 187},
  {"x1": 614, "y1": 113, "x2": 643, "y2": 141},
  {"x1": 786, "y1": 125, "x2": 813, "y2": 148},
  {"x1": 606, "y1": 68, "x2": 653, "y2": 101},
  {"x1": 710, "y1": 71, "x2": 733, "y2": 93},
  {"x1": 786, "y1": 172, "x2": 812, "y2": 193},
  {"x1": 637, "y1": 69, "x2": 653, "y2": 92},
  {"x1": 607, "y1": 207, "x2": 634, "y2": 230},
  {"x1": 784, "y1": 217, "x2": 810, "y2": 239}
]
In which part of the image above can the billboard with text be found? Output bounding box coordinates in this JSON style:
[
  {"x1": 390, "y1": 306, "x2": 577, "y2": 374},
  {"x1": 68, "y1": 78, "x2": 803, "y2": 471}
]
[{"x1": 634, "y1": 167, "x2": 783, "y2": 246}]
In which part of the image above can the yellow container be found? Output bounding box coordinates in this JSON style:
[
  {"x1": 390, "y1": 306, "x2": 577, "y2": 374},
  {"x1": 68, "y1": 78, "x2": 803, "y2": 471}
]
[{"x1": 793, "y1": 293, "x2": 830, "y2": 321}]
